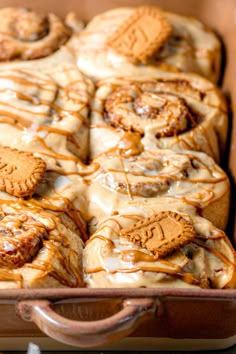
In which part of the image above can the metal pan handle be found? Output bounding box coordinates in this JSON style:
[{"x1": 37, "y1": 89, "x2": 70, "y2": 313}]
[{"x1": 17, "y1": 297, "x2": 156, "y2": 348}]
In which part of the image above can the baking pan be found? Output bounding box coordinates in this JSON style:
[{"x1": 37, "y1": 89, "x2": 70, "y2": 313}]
[{"x1": 0, "y1": 0, "x2": 235, "y2": 350}]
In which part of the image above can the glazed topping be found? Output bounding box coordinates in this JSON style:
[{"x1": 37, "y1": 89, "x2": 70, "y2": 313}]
[
  {"x1": 0, "y1": 201, "x2": 84, "y2": 287},
  {"x1": 0, "y1": 67, "x2": 92, "y2": 164},
  {"x1": 0, "y1": 206, "x2": 47, "y2": 268},
  {"x1": 107, "y1": 6, "x2": 172, "y2": 63},
  {"x1": 93, "y1": 148, "x2": 228, "y2": 202},
  {"x1": 104, "y1": 85, "x2": 197, "y2": 137},
  {"x1": 0, "y1": 146, "x2": 46, "y2": 198},
  {"x1": 0, "y1": 8, "x2": 71, "y2": 61},
  {"x1": 120, "y1": 211, "x2": 196, "y2": 259},
  {"x1": 117, "y1": 132, "x2": 144, "y2": 157},
  {"x1": 84, "y1": 212, "x2": 236, "y2": 289}
]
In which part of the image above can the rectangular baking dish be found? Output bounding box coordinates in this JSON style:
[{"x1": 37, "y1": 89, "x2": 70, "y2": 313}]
[{"x1": 0, "y1": 0, "x2": 235, "y2": 351}]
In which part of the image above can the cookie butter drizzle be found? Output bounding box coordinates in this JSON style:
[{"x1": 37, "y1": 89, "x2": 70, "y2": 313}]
[
  {"x1": 0, "y1": 68, "x2": 95, "y2": 287},
  {"x1": 84, "y1": 214, "x2": 236, "y2": 288},
  {"x1": 0, "y1": 68, "x2": 91, "y2": 162},
  {"x1": 0, "y1": 68, "x2": 101, "y2": 175},
  {"x1": 0, "y1": 201, "x2": 84, "y2": 287},
  {"x1": 90, "y1": 129, "x2": 228, "y2": 212}
]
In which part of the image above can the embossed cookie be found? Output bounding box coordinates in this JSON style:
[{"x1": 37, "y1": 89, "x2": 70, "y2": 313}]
[
  {"x1": 107, "y1": 7, "x2": 172, "y2": 63},
  {"x1": 120, "y1": 211, "x2": 196, "y2": 259},
  {"x1": 0, "y1": 146, "x2": 46, "y2": 198}
]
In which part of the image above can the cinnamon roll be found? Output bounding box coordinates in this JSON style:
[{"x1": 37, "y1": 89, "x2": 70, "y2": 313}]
[
  {"x1": 90, "y1": 74, "x2": 227, "y2": 162},
  {"x1": 0, "y1": 143, "x2": 87, "y2": 288},
  {"x1": 84, "y1": 206, "x2": 236, "y2": 289},
  {"x1": 0, "y1": 50, "x2": 94, "y2": 170},
  {"x1": 87, "y1": 143, "x2": 230, "y2": 231},
  {"x1": 0, "y1": 8, "x2": 73, "y2": 61},
  {"x1": 75, "y1": 6, "x2": 221, "y2": 82},
  {"x1": 0, "y1": 201, "x2": 84, "y2": 288}
]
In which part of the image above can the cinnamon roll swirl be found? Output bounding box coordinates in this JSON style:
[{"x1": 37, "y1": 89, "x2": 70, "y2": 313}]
[
  {"x1": 0, "y1": 201, "x2": 84, "y2": 288},
  {"x1": 90, "y1": 74, "x2": 227, "y2": 162},
  {"x1": 84, "y1": 206, "x2": 236, "y2": 289},
  {"x1": 75, "y1": 6, "x2": 221, "y2": 82},
  {"x1": 0, "y1": 8, "x2": 72, "y2": 61}
]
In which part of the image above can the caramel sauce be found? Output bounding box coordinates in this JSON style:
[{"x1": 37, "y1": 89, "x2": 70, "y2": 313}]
[
  {"x1": 0, "y1": 74, "x2": 54, "y2": 89},
  {"x1": 117, "y1": 152, "x2": 133, "y2": 200},
  {"x1": 104, "y1": 167, "x2": 226, "y2": 184},
  {"x1": 84, "y1": 206, "x2": 235, "y2": 289},
  {"x1": 0, "y1": 111, "x2": 31, "y2": 128},
  {"x1": 121, "y1": 249, "x2": 156, "y2": 263},
  {"x1": 119, "y1": 214, "x2": 145, "y2": 222},
  {"x1": 98, "y1": 218, "x2": 122, "y2": 231},
  {"x1": 32, "y1": 192, "x2": 88, "y2": 242},
  {"x1": 0, "y1": 199, "x2": 84, "y2": 287},
  {"x1": 86, "y1": 234, "x2": 115, "y2": 247},
  {"x1": 0, "y1": 118, "x2": 23, "y2": 130}
]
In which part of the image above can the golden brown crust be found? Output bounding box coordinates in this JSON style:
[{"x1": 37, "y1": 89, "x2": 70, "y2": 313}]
[
  {"x1": 107, "y1": 7, "x2": 172, "y2": 63},
  {"x1": 0, "y1": 8, "x2": 71, "y2": 61},
  {"x1": 0, "y1": 146, "x2": 46, "y2": 198},
  {"x1": 120, "y1": 211, "x2": 196, "y2": 259}
]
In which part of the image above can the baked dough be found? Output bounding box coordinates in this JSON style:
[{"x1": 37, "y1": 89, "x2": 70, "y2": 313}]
[
  {"x1": 0, "y1": 8, "x2": 72, "y2": 61},
  {"x1": 75, "y1": 7, "x2": 221, "y2": 82},
  {"x1": 84, "y1": 203, "x2": 236, "y2": 289},
  {"x1": 87, "y1": 147, "x2": 230, "y2": 230},
  {"x1": 0, "y1": 48, "x2": 94, "y2": 167},
  {"x1": 90, "y1": 73, "x2": 227, "y2": 162},
  {"x1": 0, "y1": 201, "x2": 84, "y2": 288}
]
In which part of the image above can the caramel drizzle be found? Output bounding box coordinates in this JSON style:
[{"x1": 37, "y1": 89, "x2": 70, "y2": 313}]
[
  {"x1": 34, "y1": 177, "x2": 89, "y2": 242},
  {"x1": 0, "y1": 70, "x2": 89, "y2": 163},
  {"x1": 0, "y1": 68, "x2": 94, "y2": 286},
  {"x1": 105, "y1": 167, "x2": 226, "y2": 184},
  {"x1": 93, "y1": 146, "x2": 227, "y2": 204},
  {"x1": 117, "y1": 151, "x2": 133, "y2": 200},
  {"x1": 1, "y1": 212, "x2": 84, "y2": 284},
  {"x1": 85, "y1": 211, "x2": 235, "y2": 288},
  {"x1": 32, "y1": 136, "x2": 80, "y2": 162},
  {"x1": 0, "y1": 201, "x2": 84, "y2": 287},
  {"x1": 0, "y1": 73, "x2": 54, "y2": 89},
  {"x1": 0, "y1": 88, "x2": 87, "y2": 122},
  {"x1": 92, "y1": 79, "x2": 226, "y2": 164},
  {"x1": 0, "y1": 189, "x2": 88, "y2": 243}
]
